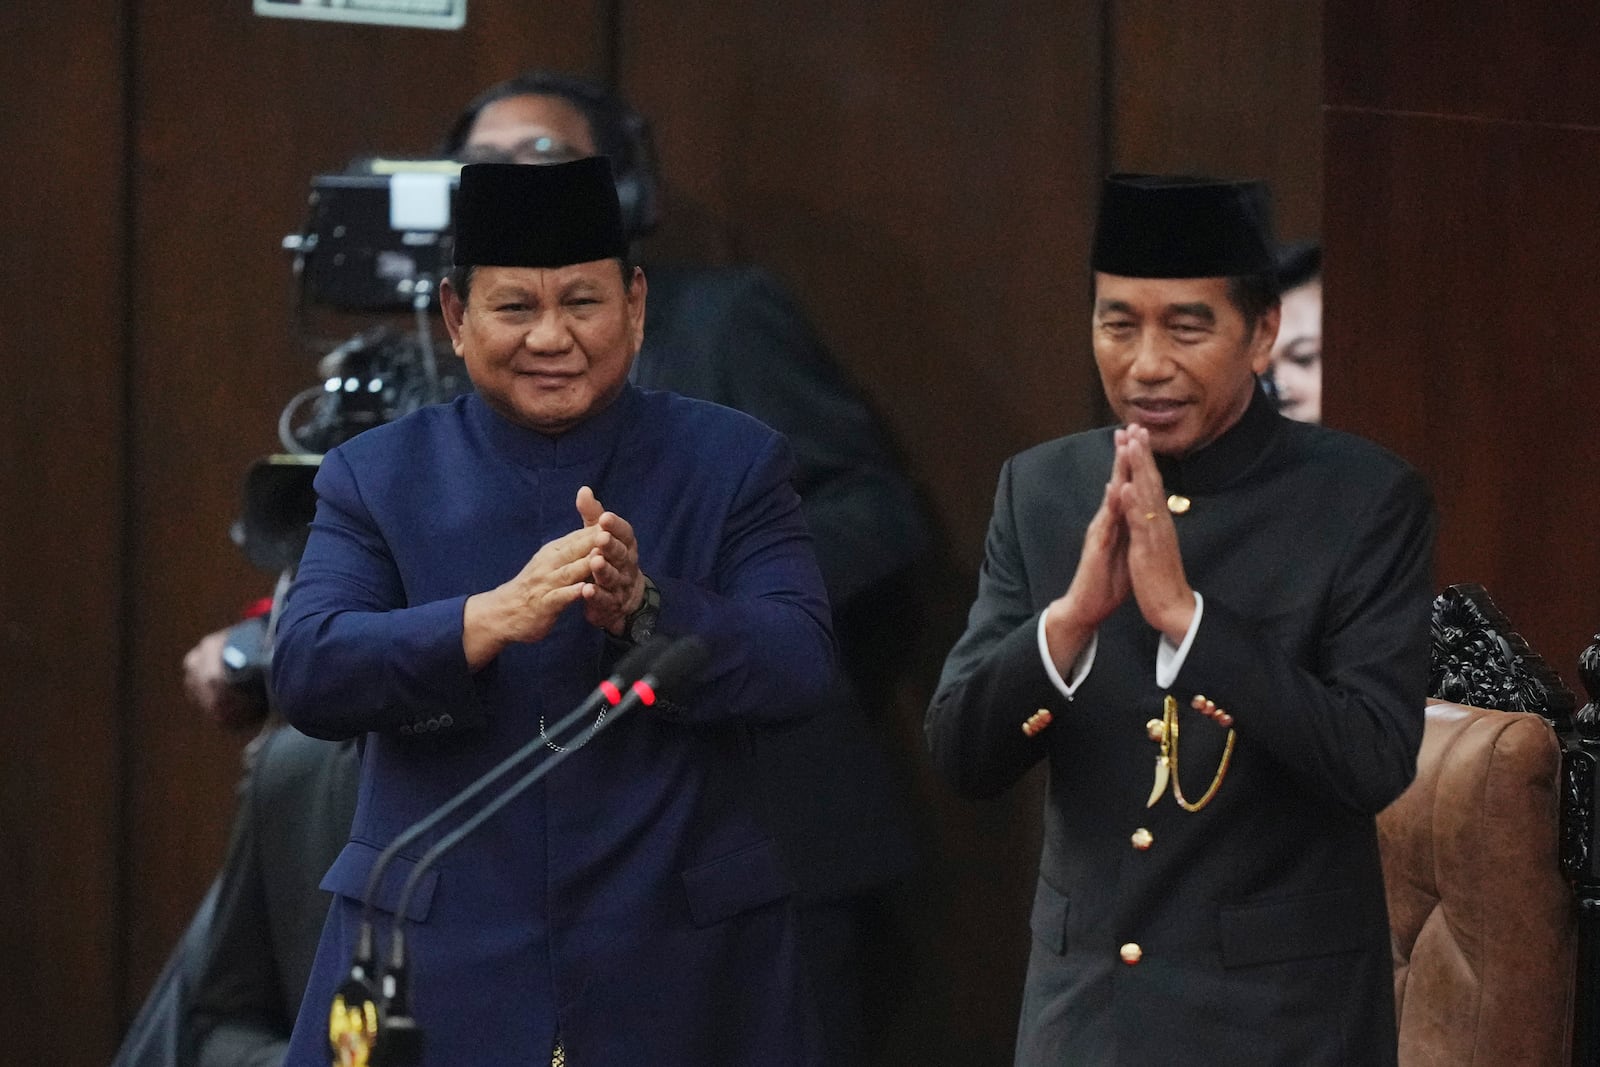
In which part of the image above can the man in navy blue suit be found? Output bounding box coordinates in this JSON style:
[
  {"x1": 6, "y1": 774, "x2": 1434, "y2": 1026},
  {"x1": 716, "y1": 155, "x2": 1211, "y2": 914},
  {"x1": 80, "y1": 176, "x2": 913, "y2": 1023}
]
[
  {"x1": 449, "y1": 73, "x2": 926, "y2": 1064},
  {"x1": 274, "y1": 158, "x2": 835, "y2": 1066}
]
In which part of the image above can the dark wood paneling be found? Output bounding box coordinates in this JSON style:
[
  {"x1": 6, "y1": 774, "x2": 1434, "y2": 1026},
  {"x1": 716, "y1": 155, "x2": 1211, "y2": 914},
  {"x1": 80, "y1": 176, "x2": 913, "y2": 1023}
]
[
  {"x1": 2, "y1": 2, "x2": 1340, "y2": 1061},
  {"x1": 622, "y1": 4, "x2": 1105, "y2": 1061},
  {"x1": 1111, "y1": 0, "x2": 1323, "y2": 240},
  {"x1": 1327, "y1": 2, "x2": 1600, "y2": 126},
  {"x1": 0, "y1": 4, "x2": 127, "y2": 1063},
  {"x1": 1327, "y1": 0, "x2": 1600, "y2": 685},
  {"x1": 1326, "y1": 106, "x2": 1600, "y2": 679},
  {"x1": 624, "y1": 2, "x2": 1106, "y2": 568},
  {"x1": 121, "y1": 0, "x2": 604, "y2": 1011}
]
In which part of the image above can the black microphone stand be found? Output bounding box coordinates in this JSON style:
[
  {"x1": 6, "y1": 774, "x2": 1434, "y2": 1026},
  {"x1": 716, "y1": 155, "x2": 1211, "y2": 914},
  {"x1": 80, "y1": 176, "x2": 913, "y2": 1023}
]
[
  {"x1": 352, "y1": 637, "x2": 668, "y2": 938},
  {"x1": 330, "y1": 637, "x2": 673, "y2": 1065}
]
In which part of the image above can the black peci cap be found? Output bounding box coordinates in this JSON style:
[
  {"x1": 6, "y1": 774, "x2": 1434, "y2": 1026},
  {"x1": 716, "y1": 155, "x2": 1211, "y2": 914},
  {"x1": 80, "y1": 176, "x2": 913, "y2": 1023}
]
[
  {"x1": 1091, "y1": 173, "x2": 1275, "y2": 279},
  {"x1": 453, "y1": 157, "x2": 628, "y2": 268}
]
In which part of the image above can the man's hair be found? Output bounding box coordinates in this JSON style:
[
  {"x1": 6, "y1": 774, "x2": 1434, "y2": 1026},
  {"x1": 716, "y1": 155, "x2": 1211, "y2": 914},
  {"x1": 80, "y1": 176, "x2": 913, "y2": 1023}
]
[
  {"x1": 1273, "y1": 240, "x2": 1322, "y2": 293},
  {"x1": 1227, "y1": 272, "x2": 1280, "y2": 334},
  {"x1": 447, "y1": 258, "x2": 638, "y2": 306}
]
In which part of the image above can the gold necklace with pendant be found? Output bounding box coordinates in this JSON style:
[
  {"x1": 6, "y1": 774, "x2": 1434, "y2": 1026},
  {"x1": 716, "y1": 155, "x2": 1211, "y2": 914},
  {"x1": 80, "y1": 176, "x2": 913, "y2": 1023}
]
[{"x1": 1146, "y1": 694, "x2": 1235, "y2": 812}]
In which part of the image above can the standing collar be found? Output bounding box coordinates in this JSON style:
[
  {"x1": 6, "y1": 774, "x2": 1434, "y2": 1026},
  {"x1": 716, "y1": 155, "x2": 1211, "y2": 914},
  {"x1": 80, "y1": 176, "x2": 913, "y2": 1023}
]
[
  {"x1": 466, "y1": 383, "x2": 641, "y2": 470},
  {"x1": 1152, "y1": 382, "x2": 1282, "y2": 496}
]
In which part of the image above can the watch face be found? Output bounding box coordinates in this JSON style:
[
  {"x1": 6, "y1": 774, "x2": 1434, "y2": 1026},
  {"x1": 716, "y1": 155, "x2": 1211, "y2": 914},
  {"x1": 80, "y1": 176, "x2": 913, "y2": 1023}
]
[
  {"x1": 628, "y1": 606, "x2": 659, "y2": 644},
  {"x1": 626, "y1": 580, "x2": 661, "y2": 644}
]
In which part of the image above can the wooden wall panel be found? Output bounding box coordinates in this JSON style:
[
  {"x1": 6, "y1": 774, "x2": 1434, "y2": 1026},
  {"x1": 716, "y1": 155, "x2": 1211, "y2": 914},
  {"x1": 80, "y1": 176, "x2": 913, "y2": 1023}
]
[
  {"x1": 1327, "y1": 0, "x2": 1600, "y2": 683},
  {"x1": 0, "y1": 3, "x2": 128, "y2": 1062},
  {"x1": 623, "y1": 1, "x2": 1106, "y2": 566},
  {"x1": 121, "y1": 0, "x2": 604, "y2": 1011},
  {"x1": 1325, "y1": 110, "x2": 1600, "y2": 677},
  {"x1": 621, "y1": 4, "x2": 1106, "y2": 1060},
  {"x1": 1328, "y1": 1, "x2": 1600, "y2": 126},
  {"x1": 1111, "y1": 0, "x2": 1323, "y2": 241}
]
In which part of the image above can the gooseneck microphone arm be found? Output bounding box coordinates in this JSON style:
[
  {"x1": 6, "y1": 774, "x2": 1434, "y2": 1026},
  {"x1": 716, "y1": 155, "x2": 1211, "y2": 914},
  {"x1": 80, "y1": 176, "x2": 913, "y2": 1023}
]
[
  {"x1": 351, "y1": 637, "x2": 669, "y2": 952},
  {"x1": 325, "y1": 635, "x2": 708, "y2": 1066}
]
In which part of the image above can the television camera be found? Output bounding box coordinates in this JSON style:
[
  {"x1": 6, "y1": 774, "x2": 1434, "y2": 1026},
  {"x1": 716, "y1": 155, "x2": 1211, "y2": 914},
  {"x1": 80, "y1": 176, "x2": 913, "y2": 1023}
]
[{"x1": 222, "y1": 162, "x2": 470, "y2": 706}]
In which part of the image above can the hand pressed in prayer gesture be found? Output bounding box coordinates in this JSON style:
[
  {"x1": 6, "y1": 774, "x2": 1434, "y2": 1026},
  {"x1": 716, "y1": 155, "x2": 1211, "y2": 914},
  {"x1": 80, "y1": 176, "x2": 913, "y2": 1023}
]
[
  {"x1": 1042, "y1": 425, "x2": 1196, "y2": 673},
  {"x1": 1115, "y1": 424, "x2": 1196, "y2": 644},
  {"x1": 574, "y1": 485, "x2": 647, "y2": 636},
  {"x1": 460, "y1": 486, "x2": 640, "y2": 669},
  {"x1": 1041, "y1": 429, "x2": 1134, "y2": 674}
]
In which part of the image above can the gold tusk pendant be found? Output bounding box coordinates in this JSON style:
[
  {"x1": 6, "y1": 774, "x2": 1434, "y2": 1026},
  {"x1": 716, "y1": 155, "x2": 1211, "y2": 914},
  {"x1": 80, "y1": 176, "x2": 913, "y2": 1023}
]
[{"x1": 1146, "y1": 755, "x2": 1170, "y2": 808}]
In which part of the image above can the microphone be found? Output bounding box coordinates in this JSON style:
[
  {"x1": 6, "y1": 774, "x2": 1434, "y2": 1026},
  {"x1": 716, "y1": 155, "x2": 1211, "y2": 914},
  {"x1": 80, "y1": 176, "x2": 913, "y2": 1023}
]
[
  {"x1": 388, "y1": 633, "x2": 709, "y2": 927},
  {"x1": 355, "y1": 637, "x2": 667, "y2": 929},
  {"x1": 329, "y1": 636, "x2": 673, "y2": 1066},
  {"x1": 371, "y1": 635, "x2": 710, "y2": 1057}
]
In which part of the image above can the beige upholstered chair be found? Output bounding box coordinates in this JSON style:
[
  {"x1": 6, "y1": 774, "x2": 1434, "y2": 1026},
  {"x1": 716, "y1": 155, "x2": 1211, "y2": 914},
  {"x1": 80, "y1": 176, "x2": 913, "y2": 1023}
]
[
  {"x1": 1375, "y1": 583, "x2": 1600, "y2": 1066},
  {"x1": 1378, "y1": 698, "x2": 1575, "y2": 1066}
]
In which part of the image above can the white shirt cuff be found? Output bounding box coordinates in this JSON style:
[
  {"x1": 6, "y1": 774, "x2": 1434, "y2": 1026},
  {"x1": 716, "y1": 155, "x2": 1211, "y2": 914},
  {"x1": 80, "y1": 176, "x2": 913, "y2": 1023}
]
[
  {"x1": 1038, "y1": 612, "x2": 1096, "y2": 700},
  {"x1": 1155, "y1": 591, "x2": 1204, "y2": 689}
]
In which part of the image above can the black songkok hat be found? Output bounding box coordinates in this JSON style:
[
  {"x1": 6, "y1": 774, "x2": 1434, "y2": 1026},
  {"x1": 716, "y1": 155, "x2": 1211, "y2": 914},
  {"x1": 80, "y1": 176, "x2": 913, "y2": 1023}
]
[
  {"x1": 453, "y1": 157, "x2": 628, "y2": 268},
  {"x1": 1091, "y1": 173, "x2": 1275, "y2": 279}
]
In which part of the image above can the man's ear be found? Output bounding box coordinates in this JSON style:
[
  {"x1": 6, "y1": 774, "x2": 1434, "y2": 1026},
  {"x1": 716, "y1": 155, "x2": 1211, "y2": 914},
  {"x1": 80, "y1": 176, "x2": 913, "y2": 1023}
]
[
  {"x1": 1248, "y1": 303, "x2": 1281, "y2": 376},
  {"x1": 626, "y1": 266, "x2": 648, "y2": 350},
  {"x1": 440, "y1": 277, "x2": 467, "y2": 355}
]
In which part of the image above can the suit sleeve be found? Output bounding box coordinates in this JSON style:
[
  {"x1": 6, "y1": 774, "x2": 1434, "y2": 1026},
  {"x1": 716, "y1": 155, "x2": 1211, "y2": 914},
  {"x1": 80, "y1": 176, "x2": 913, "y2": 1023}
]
[
  {"x1": 924, "y1": 457, "x2": 1062, "y2": 798},
  {"x1": 1171, "y1": 465, "x2": 1436, "y2": 814},
  {"x1": 272, "y1": 447, "x2": 485, "y2": 740},
  {"x1": 649, "y1": 430, "x2": 838, "y2": 726},
  {"x1": 713, "y1": 270, "x2": 929, "y2": 612}
]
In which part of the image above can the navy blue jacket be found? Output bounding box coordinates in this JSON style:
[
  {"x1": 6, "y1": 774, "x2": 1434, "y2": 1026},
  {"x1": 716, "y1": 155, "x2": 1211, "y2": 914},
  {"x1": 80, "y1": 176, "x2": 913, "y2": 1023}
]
[{"x1": 274, "y1": 385, "x2": 834, "y2": 1065}]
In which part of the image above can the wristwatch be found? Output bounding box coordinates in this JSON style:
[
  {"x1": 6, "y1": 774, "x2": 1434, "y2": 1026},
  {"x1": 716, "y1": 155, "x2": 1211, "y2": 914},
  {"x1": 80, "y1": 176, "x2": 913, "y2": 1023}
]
[{"x1": 623, "y1": 576, "x2": 661, "y2": 645}]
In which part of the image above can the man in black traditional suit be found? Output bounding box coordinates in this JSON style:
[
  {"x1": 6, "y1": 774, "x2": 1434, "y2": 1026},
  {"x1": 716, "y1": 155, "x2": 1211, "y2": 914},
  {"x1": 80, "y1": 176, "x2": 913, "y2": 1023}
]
[{"x1": 927, "y1": 175, "x2": 1435, "y2": 1065}]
